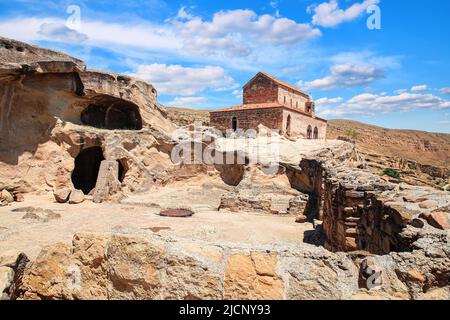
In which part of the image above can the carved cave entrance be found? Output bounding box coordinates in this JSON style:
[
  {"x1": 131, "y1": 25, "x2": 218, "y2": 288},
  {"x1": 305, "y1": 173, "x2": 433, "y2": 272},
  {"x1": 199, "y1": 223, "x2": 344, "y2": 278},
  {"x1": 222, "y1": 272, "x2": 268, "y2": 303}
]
[
  {"x1": 81, "y1": 96, "x2": 143, "y2": 130},
  {"x1": 72, "y1": 147, "x2": 105, "y2": 195}
]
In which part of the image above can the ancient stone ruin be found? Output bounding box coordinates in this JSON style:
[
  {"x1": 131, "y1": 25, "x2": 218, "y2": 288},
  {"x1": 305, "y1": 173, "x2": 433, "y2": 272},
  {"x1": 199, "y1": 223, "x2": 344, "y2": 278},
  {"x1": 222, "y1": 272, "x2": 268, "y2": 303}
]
[{"x1": 0, "y1": 37, "x2": 448, "y2": 301}]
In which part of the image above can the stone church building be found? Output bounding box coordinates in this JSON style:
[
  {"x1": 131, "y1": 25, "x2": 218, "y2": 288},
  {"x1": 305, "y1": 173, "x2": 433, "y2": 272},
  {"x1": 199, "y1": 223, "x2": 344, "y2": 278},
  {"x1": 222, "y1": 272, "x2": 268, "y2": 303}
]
[{"x1": 210, "y1": 72, "x2": 327, "y2": 139}]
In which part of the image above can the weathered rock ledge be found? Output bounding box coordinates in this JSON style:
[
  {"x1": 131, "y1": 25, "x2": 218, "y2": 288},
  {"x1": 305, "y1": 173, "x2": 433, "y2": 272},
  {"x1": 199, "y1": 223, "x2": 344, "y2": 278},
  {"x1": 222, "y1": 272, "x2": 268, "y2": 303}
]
[{"x1": 1, "y1": 231, "x2": 447, "y2": 300}]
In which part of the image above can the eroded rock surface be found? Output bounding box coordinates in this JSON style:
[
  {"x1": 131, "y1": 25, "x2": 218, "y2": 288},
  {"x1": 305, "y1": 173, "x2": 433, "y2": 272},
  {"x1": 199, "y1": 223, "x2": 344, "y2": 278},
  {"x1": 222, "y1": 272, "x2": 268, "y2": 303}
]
[
  {"x1": 0, "y1": 36, "x2": 176, "y2": 199},
  {"x1": 13, "y1": 231, "x2": 449, "y2": 300}
]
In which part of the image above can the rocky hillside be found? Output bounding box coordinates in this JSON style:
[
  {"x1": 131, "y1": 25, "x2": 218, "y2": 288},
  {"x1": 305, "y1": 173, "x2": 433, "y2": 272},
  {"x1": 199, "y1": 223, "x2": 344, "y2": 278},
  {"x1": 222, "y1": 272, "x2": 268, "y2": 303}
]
[
  {"x1": 327, "y1": 120, "x2": 450, "y2": 169},
  {"x1": 327, "y1": 120, "x2": 449, "y2": 188},
  {"x1": 164, "y1": 106, "x2": 210, "y2": 127}
]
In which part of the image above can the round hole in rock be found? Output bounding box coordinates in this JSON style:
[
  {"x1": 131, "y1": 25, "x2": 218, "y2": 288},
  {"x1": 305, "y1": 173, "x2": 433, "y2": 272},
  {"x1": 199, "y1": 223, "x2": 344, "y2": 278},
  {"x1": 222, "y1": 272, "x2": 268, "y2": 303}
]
[
  {"x1": 80, "y1": 96, "x2": 143, "y2": 130},
  {"x1": 71, "y1": 147, "x2": 105, "y2": 195}
]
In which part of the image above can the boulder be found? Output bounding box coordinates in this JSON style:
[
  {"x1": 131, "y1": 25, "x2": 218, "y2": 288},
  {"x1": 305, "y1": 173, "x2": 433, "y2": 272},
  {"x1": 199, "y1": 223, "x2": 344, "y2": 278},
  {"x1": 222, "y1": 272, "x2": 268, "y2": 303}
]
[
  {"x1": 295, "y1": 215, "x2": 308, "y2": 223},
  {"x1": 419, "y1": 200, "x2": 439, "y2": 209},
  {"x1": 14, "y1": 193, "x2": 25, "y2": 202},
  {"x1": 53, "y1": 188, "x2": 71, "y2": 203},
  {"x1": 0, "y1": 190, "x2": 14, "y2": 203},
  {"x1": 0, "y1": 266, "x2": 14, "y2": 297},
  {"x1": 69, "y1": 189, "x2": 85, "y2": 204},
  {"x1": 419, "y1": 212, "x2": 450, "y2": 230}
]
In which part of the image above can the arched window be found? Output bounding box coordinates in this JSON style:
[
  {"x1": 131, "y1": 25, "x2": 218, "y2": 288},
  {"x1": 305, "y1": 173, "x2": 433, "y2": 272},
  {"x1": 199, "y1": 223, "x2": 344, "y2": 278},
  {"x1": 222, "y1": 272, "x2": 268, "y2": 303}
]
[
  {"x1": 232, "y1": 117, "x2": 238, "y2": 132},
  {"x1": 290, "y1": 99, "x2": 292, "y2": 107},
  {"x1": 313, "y1": 127, "x2": 319, "y2": 139},
  {"x1": 286, "y1": 115, "x2": 292, "y2": 136},
  {"x1": 284, "y1": 96, "x2": 286, "y2": 104},
  {"x1": 307, "y1": 125, "x2": 312, "y2": 139},
  {"x1": 296, "y1": 101, "x2": 298, "y2": 108}
]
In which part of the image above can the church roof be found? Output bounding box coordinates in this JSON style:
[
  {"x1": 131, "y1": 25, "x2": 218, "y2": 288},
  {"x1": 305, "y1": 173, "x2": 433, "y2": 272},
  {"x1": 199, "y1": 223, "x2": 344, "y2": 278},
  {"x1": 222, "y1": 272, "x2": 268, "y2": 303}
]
[
  {"x1": 244, "y1": 72, "x2": 311, "y2": 98},
  {"x1": 209, "y1": 103, "x2": 327, "y2": 122}
]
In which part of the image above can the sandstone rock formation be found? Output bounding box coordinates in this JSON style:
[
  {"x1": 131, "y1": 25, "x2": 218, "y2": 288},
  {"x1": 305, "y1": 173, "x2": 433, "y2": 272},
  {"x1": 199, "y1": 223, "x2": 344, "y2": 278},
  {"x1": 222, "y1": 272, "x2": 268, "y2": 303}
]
[
  {"x1": 0, "y1": 36, "x2": 176, "y2": 199},
  {"x1": 8, "y1": 231, "x2": 447, "y2": 300}
]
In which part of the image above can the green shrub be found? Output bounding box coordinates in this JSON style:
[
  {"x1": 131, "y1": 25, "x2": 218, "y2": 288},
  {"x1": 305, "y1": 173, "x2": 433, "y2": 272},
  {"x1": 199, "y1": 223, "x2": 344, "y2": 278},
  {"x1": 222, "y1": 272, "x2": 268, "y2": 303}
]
[
  {"x1": 407, "y1": 162, "x2": 417, "y2": 170},
  {"x1": 346, "y1": 129, "x2": 360, "y2": 139},
  {"x1": 383, "y1": 168, "x2": 400, "y2": 179}
]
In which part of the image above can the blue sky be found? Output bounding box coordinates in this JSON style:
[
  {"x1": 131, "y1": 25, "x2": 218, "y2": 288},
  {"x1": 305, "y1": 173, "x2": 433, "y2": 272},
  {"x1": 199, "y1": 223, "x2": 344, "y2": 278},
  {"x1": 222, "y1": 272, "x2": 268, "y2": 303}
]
[{"x1": 0, "y1": 0, "x2": 449, "y2": 133}]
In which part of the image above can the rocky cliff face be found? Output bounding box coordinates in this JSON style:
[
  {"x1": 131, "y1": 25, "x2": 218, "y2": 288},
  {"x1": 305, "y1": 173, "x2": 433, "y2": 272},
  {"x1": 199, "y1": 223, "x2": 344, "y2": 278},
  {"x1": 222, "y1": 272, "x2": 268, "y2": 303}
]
[
  {"x1": 1, "y1": 231, "x2": 447, "y2": 300},
  {"x1": 0, "y1": 36, "x2": 176, "y2": 196}
]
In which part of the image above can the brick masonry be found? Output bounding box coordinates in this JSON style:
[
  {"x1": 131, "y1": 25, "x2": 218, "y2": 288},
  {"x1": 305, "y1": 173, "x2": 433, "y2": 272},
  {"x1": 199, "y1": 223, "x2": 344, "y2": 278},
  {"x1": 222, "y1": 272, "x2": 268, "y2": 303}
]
[
  {"x1": 210, "y1": 72, "x2": 327, "y2": 138},
  {"x1": 210, "y1": 107, "x2": 283, "y2": 134}
]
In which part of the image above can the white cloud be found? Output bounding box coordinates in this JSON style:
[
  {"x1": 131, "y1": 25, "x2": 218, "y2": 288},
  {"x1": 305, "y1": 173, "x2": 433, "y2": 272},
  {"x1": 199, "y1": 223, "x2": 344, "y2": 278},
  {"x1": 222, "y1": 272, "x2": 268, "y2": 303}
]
[
  {"x1": 172, "y1": 8, "x2": 321, "y2": 55},
  {"x1": 0, "y1": 8, "x2": 320, "y2": 60},
  {"x1": 232, "y1": 89, "x2": 243, "y2": 99},
  {"x1": 166, "y1": 96, "x2": 208, "y2": 108},
  {"x1": 331, "y1": 51, "x2": 402, "y2": 70},
  {"x1": 280, "y1": 64, "x2": 307, "y2": 74},
  {"x1": 411, "y1": 84, "x2": 428, "y2": 92},
  {"x1": 309, "y1": 0, "x2": 380, "y2": 28},
  {"x1": 317, "y1": 91, "x2": 450, "y2": 117},
  {"x1": 0, "y1": 17, "x2": 182, "y2": 52},
  {"x1": 440, "y1": 87, "x2": 450, "y2": 95},
  {"x1": 38, "y1": 22, "x2": 88, "y2": 42},
  {"x1": 300, "y1": 63, "x2": 384, "y2": 90},
  {"x1": 132, "y1": 63, "x2": 238, "y2": 96},
  {"x1": 316, "y1": 97, "x2": 343, "y2": 105}
]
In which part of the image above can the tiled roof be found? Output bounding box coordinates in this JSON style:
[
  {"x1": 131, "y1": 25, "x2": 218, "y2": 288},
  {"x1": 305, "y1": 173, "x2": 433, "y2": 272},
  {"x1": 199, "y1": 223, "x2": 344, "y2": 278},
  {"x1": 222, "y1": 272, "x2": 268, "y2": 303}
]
[
  {"x1": 210, "y1": 102, "x2": 281, "y2": 112},
  {"x1": 209, "y1": 103, "x2": 327, "y2": 122},
  {"x1": 245, "y1": 72, "x2": 310, "y2": 98}
]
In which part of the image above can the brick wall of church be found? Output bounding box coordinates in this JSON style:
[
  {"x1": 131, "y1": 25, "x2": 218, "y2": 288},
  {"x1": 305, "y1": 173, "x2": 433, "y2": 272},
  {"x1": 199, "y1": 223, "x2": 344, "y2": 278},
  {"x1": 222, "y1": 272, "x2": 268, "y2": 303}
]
[
  {"x1": 210, "y1": 108, "x2": 283, "y2": 134},
  {"x1": 282, "y1": 110, "x2": 327, "y2": 139},
  {"x1": 243, "y1": 76, "x2": 278, "y2": 104},
  {"x1": 278, "y1": 87, "x2": 310, "y2": 113}
]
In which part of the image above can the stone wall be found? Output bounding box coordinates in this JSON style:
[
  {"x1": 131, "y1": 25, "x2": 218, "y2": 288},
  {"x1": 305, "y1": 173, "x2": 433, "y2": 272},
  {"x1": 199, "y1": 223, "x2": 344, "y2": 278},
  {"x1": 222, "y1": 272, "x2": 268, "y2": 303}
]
[
  {"x1": 282, "y1": 109, "x2": 327, "y2": 139},
  {"x1": 277, "y1": 86, "x2": 310, "y2": 112},
  {"x1": 210, "y1": 108, "x2": 283, "y2": 133},
  {"x1": 322, "y1": 175, "x2": 399, "y2": 253},
  {"x1": 296, "y1": 159, "x2": 450, "y2": 255},
  {"x1": 219, "y1": 191, "x2": 272, "y2": 214}
]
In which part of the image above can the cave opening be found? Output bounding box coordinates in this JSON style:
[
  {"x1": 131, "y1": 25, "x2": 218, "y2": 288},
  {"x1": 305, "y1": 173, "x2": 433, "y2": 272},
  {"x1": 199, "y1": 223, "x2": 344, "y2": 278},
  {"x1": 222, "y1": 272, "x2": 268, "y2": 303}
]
[
  {"x1": 80, "y1": 96, "x2": 143, "y2": 130},
  {"x1": 71, "y1": 147, "x2": 105, "y2": 195},
  {"x1": 117, "y1": 158, "x2": 128, "y2": 183}
]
